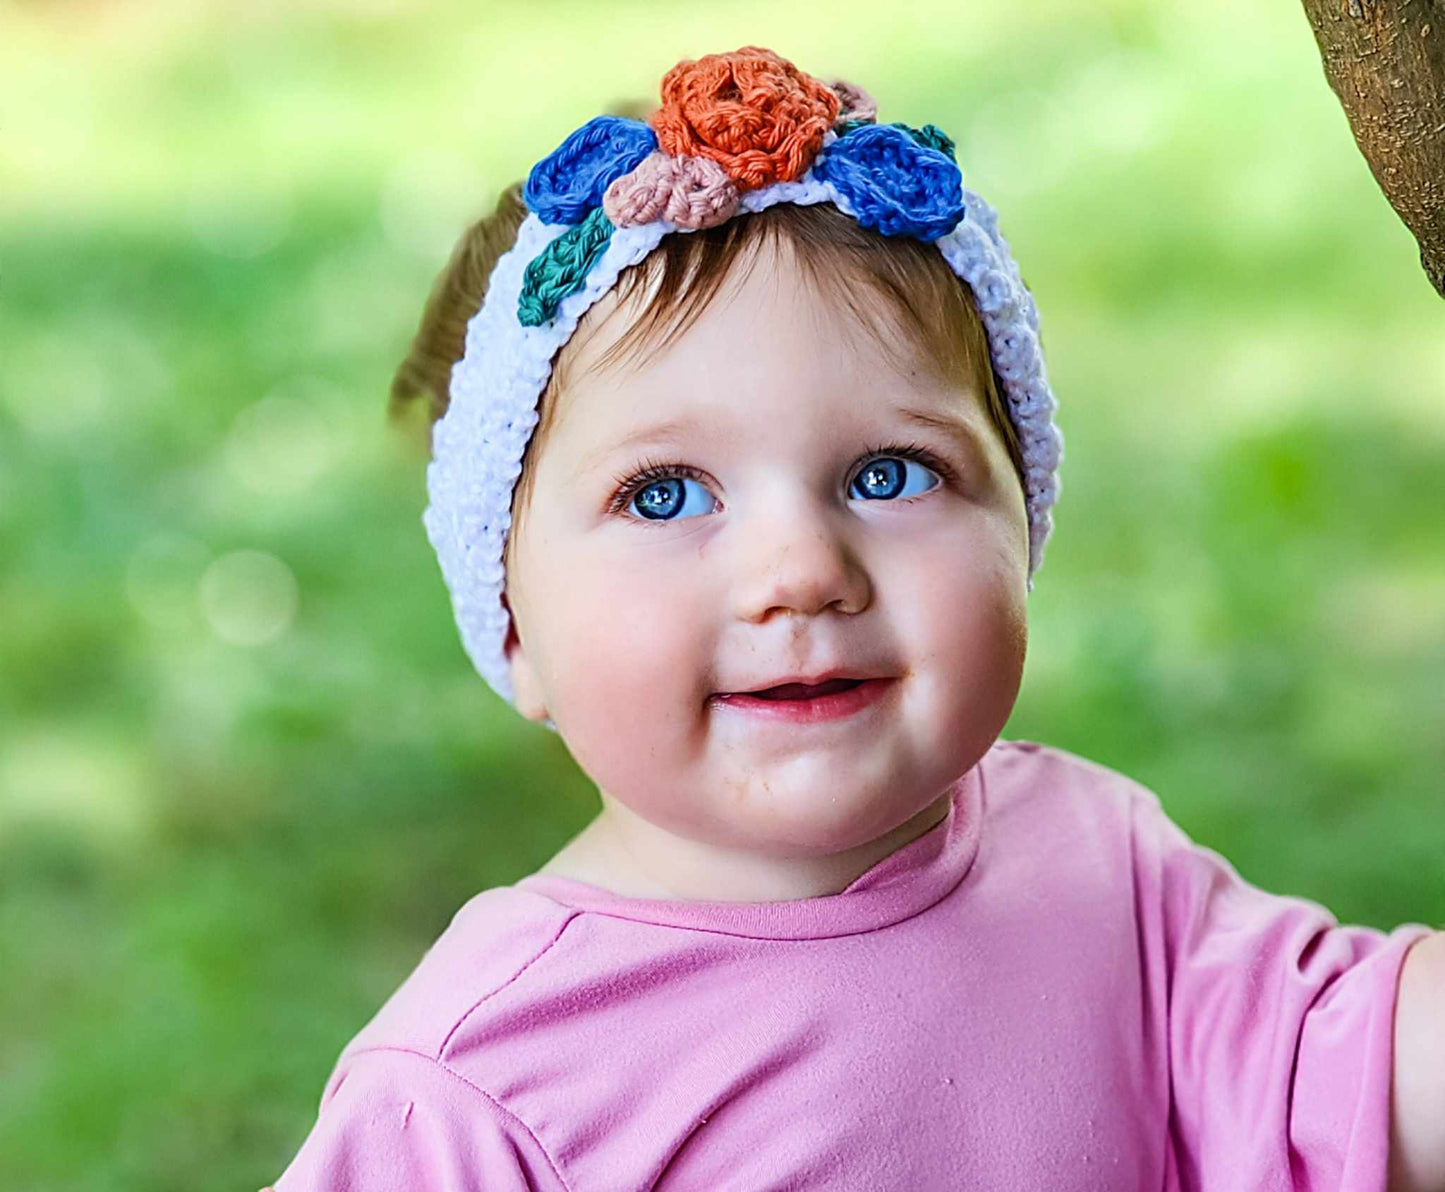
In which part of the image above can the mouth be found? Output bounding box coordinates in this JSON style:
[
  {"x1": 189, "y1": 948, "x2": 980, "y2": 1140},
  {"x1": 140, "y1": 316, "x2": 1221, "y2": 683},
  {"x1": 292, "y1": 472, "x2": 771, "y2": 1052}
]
[
  {"x1": 710, "y1": 677, "x2": 896, "y2": 724},
  {"x1": 737, "y1": 678, "x2": 866, "y2": 701}
]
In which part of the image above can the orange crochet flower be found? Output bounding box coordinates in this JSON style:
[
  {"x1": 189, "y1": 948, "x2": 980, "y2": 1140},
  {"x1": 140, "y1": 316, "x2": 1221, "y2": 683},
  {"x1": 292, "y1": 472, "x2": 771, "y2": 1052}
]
[{"x1": 649, "y1": 47, "x2": 842, "y2": 192}]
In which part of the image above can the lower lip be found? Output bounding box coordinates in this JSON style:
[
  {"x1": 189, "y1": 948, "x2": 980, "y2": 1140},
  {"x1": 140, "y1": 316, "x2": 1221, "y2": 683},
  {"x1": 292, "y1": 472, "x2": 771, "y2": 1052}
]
[{"x1": 710, "y1": 678, "x2": 896, "y2": 724}]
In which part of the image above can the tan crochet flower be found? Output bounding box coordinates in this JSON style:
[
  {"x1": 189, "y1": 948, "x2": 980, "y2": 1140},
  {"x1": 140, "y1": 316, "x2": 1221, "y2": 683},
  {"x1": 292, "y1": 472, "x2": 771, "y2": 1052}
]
[
  {"x1": 827, "y1": 77, "x2": 879, "y2": 125},
  {"x1": 603, "y1": 151, "x2": 740, "y2": 230},
  {"x1": 649, "y1": 46, "x2": 842, "y2": 192}
]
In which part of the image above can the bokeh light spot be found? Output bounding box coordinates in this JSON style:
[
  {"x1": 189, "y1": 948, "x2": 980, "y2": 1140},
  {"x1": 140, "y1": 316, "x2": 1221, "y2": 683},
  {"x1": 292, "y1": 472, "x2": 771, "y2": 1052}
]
[{"x1": 199, "y1": 549, "x2": 299, "y2": 646}]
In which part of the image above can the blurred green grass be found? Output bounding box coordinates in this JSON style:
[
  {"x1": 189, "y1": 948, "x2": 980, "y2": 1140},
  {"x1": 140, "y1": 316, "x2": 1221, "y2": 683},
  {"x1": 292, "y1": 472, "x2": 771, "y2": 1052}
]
[{"x1": 2, "y1": 0, "x2": 1443, "y2": 1187}]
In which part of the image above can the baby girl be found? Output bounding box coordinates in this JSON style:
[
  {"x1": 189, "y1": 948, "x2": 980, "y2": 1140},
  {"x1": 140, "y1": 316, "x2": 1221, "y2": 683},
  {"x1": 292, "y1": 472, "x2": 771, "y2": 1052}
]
[{"x1": 268, "y1": 46, "x2": 1444, "y2": 1191}]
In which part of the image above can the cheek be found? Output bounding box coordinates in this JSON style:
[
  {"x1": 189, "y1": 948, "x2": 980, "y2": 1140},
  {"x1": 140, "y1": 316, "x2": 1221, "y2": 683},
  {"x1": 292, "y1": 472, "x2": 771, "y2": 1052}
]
[
  {"x1": 901, "y1": 515, "x2": 1028, "y2": 711},
  {"x1": 538, "y1": 546, "x2": 714, "y2": 750}
]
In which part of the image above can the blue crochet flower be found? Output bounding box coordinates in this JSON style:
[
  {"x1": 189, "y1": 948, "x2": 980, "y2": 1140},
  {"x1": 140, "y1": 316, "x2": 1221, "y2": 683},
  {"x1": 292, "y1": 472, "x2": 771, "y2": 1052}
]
[
  {"x1": 524, "y1": 116, "x2": 658, "y2": 226},
  {"x1": 813, "y1": 123, "x2": 964, "y2": 242},
  {"x1": 837, "y1": 120, "x2": 956, "y2": 161}
]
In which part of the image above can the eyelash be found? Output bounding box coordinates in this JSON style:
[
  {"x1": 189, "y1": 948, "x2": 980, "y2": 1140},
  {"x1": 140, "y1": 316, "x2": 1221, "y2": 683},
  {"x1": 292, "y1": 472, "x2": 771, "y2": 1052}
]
[{"x1": 605, "y1": 440, "x2": 958, "y2": 520}]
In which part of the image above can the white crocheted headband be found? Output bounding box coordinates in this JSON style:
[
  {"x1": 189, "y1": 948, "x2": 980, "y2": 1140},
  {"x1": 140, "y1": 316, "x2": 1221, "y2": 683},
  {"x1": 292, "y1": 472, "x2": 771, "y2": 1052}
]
[{"x1": 423, "y1": 46, "x2": 1064, "y2": 726}]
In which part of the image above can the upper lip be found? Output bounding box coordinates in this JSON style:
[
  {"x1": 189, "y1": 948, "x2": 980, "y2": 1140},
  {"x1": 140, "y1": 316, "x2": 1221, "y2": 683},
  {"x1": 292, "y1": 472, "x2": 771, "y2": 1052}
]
[{"x1": 721, "y1": 668, "x2": 885, "y2": 695}]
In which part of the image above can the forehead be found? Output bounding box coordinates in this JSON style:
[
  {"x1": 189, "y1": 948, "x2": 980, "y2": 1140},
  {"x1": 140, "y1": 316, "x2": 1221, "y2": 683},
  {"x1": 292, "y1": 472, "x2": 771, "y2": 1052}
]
[
  {"x1": 549, "y1": 239, "x2": 986, "y2": 452},
  {"x1": 546, "y1": 309, "x2": 998, "y2": 491}
]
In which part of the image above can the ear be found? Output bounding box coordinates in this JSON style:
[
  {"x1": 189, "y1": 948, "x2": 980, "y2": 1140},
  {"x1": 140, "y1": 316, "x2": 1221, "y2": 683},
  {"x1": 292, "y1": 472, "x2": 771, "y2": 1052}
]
[{"x1": 501, "y1": 590, "x2": 550, "y2": 723}]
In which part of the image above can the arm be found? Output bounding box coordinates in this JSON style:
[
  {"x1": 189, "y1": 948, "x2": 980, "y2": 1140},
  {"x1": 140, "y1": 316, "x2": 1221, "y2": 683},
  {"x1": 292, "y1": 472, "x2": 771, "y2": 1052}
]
[
  {"x1": 1389, "y1": 931, "x2": 1445, "y2": 1192},
  {"x1": 1130, "y1": 784, "x2": 1434, "y2": 1189}
]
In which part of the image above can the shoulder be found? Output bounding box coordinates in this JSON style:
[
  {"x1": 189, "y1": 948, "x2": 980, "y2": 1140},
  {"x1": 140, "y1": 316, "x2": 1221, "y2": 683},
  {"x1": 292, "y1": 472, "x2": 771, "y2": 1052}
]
[
  {"x1": 272, "y1": 1046, "x2": 569, "y2": 1192},
  {"x1": 982, "y1": 738, "x2": 1270, "y2": 895},
  {"x1": 985, "y1": 735, "x2": 1156, "y2": 794},
  {"x1": 334, "y1": 885, "x2": 579, "y2": 1069},
  {"x1": 281, "y1": 889, "x2": 583, "y2": 1187},
  {"x1": 971, "y1": 737, "x2": 1190, "y2": 906},
  {"x1": 983, "y1": 736, "x2": 1166, "y2": 833}
]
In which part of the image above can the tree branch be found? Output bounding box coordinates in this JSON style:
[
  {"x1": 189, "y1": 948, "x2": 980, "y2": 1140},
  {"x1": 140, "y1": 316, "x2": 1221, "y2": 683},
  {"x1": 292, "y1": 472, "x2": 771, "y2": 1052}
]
[{"x1": 1300, "y1": 0, "x2": 1445, "y2": 298}]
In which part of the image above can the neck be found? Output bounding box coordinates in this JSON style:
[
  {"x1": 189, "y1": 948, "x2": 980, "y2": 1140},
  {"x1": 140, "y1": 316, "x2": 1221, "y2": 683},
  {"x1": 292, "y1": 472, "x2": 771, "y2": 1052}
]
[{"x1": 578, "y1": 786, "x2": 955, "y2": 904}]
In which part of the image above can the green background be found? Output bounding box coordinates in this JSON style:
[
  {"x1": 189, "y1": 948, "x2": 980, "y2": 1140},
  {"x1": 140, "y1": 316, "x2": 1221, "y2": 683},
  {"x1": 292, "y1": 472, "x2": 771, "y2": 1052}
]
[{"x1": 2, "y1": 0, "x2": 1442, "y2": 1187}]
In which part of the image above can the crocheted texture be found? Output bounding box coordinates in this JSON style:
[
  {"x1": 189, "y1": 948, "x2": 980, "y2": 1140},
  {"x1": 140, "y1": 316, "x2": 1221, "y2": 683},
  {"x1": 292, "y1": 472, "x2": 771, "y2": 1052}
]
[
  {"x1": 603, "y1": 151, "x2": 740, "y2": 230},
  {"x1": 812, "y1": 123, "x2": 965, "y2": 242},
  {"x1": 523, "y1": 116, "x2": 657, "y2": 225},
  {"x1": 425, "y1": 147, "x2": 1063, "y2": 728},
  {"x1": 908, "y1": 123, "x2": 957, "y2": 160},
  {"x1": 827, "y1": 78, "x2": 878, "y2": 125},
  {"x1": 649, "y1": 46, "x2": 841, "y2": 191},
  {"x1": 517, "y1": 206, "x2": 616, "y2": 327},
  {"x1": 837, "y1": 120, "x2": 956, "y2": 161}
]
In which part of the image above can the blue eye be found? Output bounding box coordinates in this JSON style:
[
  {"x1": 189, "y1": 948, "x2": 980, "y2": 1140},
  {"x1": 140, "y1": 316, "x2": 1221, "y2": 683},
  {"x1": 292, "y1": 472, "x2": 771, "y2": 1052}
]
[
  {"x1": 849, "y1": 455, "x2": 942, "y2": 501},
  {"x1": 609, "y1": 443, "x2": 951, "y2": 525},
  {"x1": 626, "y1": 473, "x2": 716, "y2": 522}
]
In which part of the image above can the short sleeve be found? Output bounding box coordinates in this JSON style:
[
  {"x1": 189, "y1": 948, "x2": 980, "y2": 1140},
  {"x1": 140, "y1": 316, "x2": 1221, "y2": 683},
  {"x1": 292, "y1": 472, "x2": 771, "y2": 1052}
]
[
  {"x1": 267, "y1": 1047, "x2": 566, "y2": 1192},
  {"x1": 1129, "y1": 788, "x2": 1434, "y2": 1192}
]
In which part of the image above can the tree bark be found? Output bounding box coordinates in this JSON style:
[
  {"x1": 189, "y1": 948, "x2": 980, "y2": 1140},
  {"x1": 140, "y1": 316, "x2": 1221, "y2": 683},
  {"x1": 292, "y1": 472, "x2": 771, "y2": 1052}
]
[{"x1": 1300, "y1": 0, "x2": 1445, "y2": 298}]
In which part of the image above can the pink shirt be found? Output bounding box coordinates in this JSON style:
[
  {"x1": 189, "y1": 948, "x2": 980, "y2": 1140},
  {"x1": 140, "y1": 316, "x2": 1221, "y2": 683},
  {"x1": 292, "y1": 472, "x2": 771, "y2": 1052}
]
[{"x1": 269, "y1": 739, "x2": 1432, "y2": 1190}]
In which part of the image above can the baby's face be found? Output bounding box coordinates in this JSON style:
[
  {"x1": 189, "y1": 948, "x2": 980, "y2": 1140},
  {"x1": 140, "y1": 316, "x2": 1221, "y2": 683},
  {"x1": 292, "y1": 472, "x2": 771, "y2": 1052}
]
[{"x1": 502, "y1": 240, "x2": 1029, "y2": 876}]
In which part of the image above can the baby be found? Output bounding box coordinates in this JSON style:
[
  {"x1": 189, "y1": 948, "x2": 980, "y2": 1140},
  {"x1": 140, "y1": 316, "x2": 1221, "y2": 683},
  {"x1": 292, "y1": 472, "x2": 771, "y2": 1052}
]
[{"x1": 268, "y1": 46, "x2": 1444, "y2": 1191}]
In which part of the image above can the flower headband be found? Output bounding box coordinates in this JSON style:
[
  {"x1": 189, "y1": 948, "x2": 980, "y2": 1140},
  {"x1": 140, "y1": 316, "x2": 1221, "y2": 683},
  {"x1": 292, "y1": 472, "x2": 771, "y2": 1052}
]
[{"x1": 424, "y1": 47, "x2": 1064, "y2": 725}]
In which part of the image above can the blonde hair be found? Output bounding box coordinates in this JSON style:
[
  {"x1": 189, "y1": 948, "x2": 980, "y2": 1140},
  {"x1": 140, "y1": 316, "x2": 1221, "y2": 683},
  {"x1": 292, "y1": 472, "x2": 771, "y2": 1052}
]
[{"x1": 390, "y1": 138, "x2": 1026, "y2": 577}]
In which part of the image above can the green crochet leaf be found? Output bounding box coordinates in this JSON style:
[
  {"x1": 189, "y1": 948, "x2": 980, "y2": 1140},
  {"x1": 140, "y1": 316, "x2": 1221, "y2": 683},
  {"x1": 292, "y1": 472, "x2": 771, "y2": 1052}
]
[
  {"x1": 836, "y1": 120, "x2": 956, "y2": 161},
  {"x1": 517, "y1": 206, "x2": 616, "y2": 327},
  {"x1": 903, "y1": 122, "x2": 956, "y2": 160}
]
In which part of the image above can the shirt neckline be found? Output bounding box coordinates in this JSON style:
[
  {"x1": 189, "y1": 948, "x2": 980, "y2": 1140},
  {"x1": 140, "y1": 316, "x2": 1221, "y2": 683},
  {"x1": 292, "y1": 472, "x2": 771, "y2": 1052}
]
[{"x1": 513, "y1": 758, "x2": 984, "y2": 940}]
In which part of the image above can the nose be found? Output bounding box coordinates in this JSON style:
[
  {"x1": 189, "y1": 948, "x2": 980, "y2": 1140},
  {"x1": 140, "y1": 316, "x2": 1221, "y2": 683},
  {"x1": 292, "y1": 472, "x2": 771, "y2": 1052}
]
[{"x1": 729, "y1": 503, "x2": 872, "y2": 623}]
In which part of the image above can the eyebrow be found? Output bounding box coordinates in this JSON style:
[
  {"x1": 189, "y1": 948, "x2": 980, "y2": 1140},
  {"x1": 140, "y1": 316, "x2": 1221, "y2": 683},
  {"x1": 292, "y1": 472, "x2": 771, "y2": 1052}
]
[
  {"x1": 895, "y1": 407, "x2": 987, "y2": 462},
  {"x1": 578, "y1": 404, "x2": 985, "y2": 477}
]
